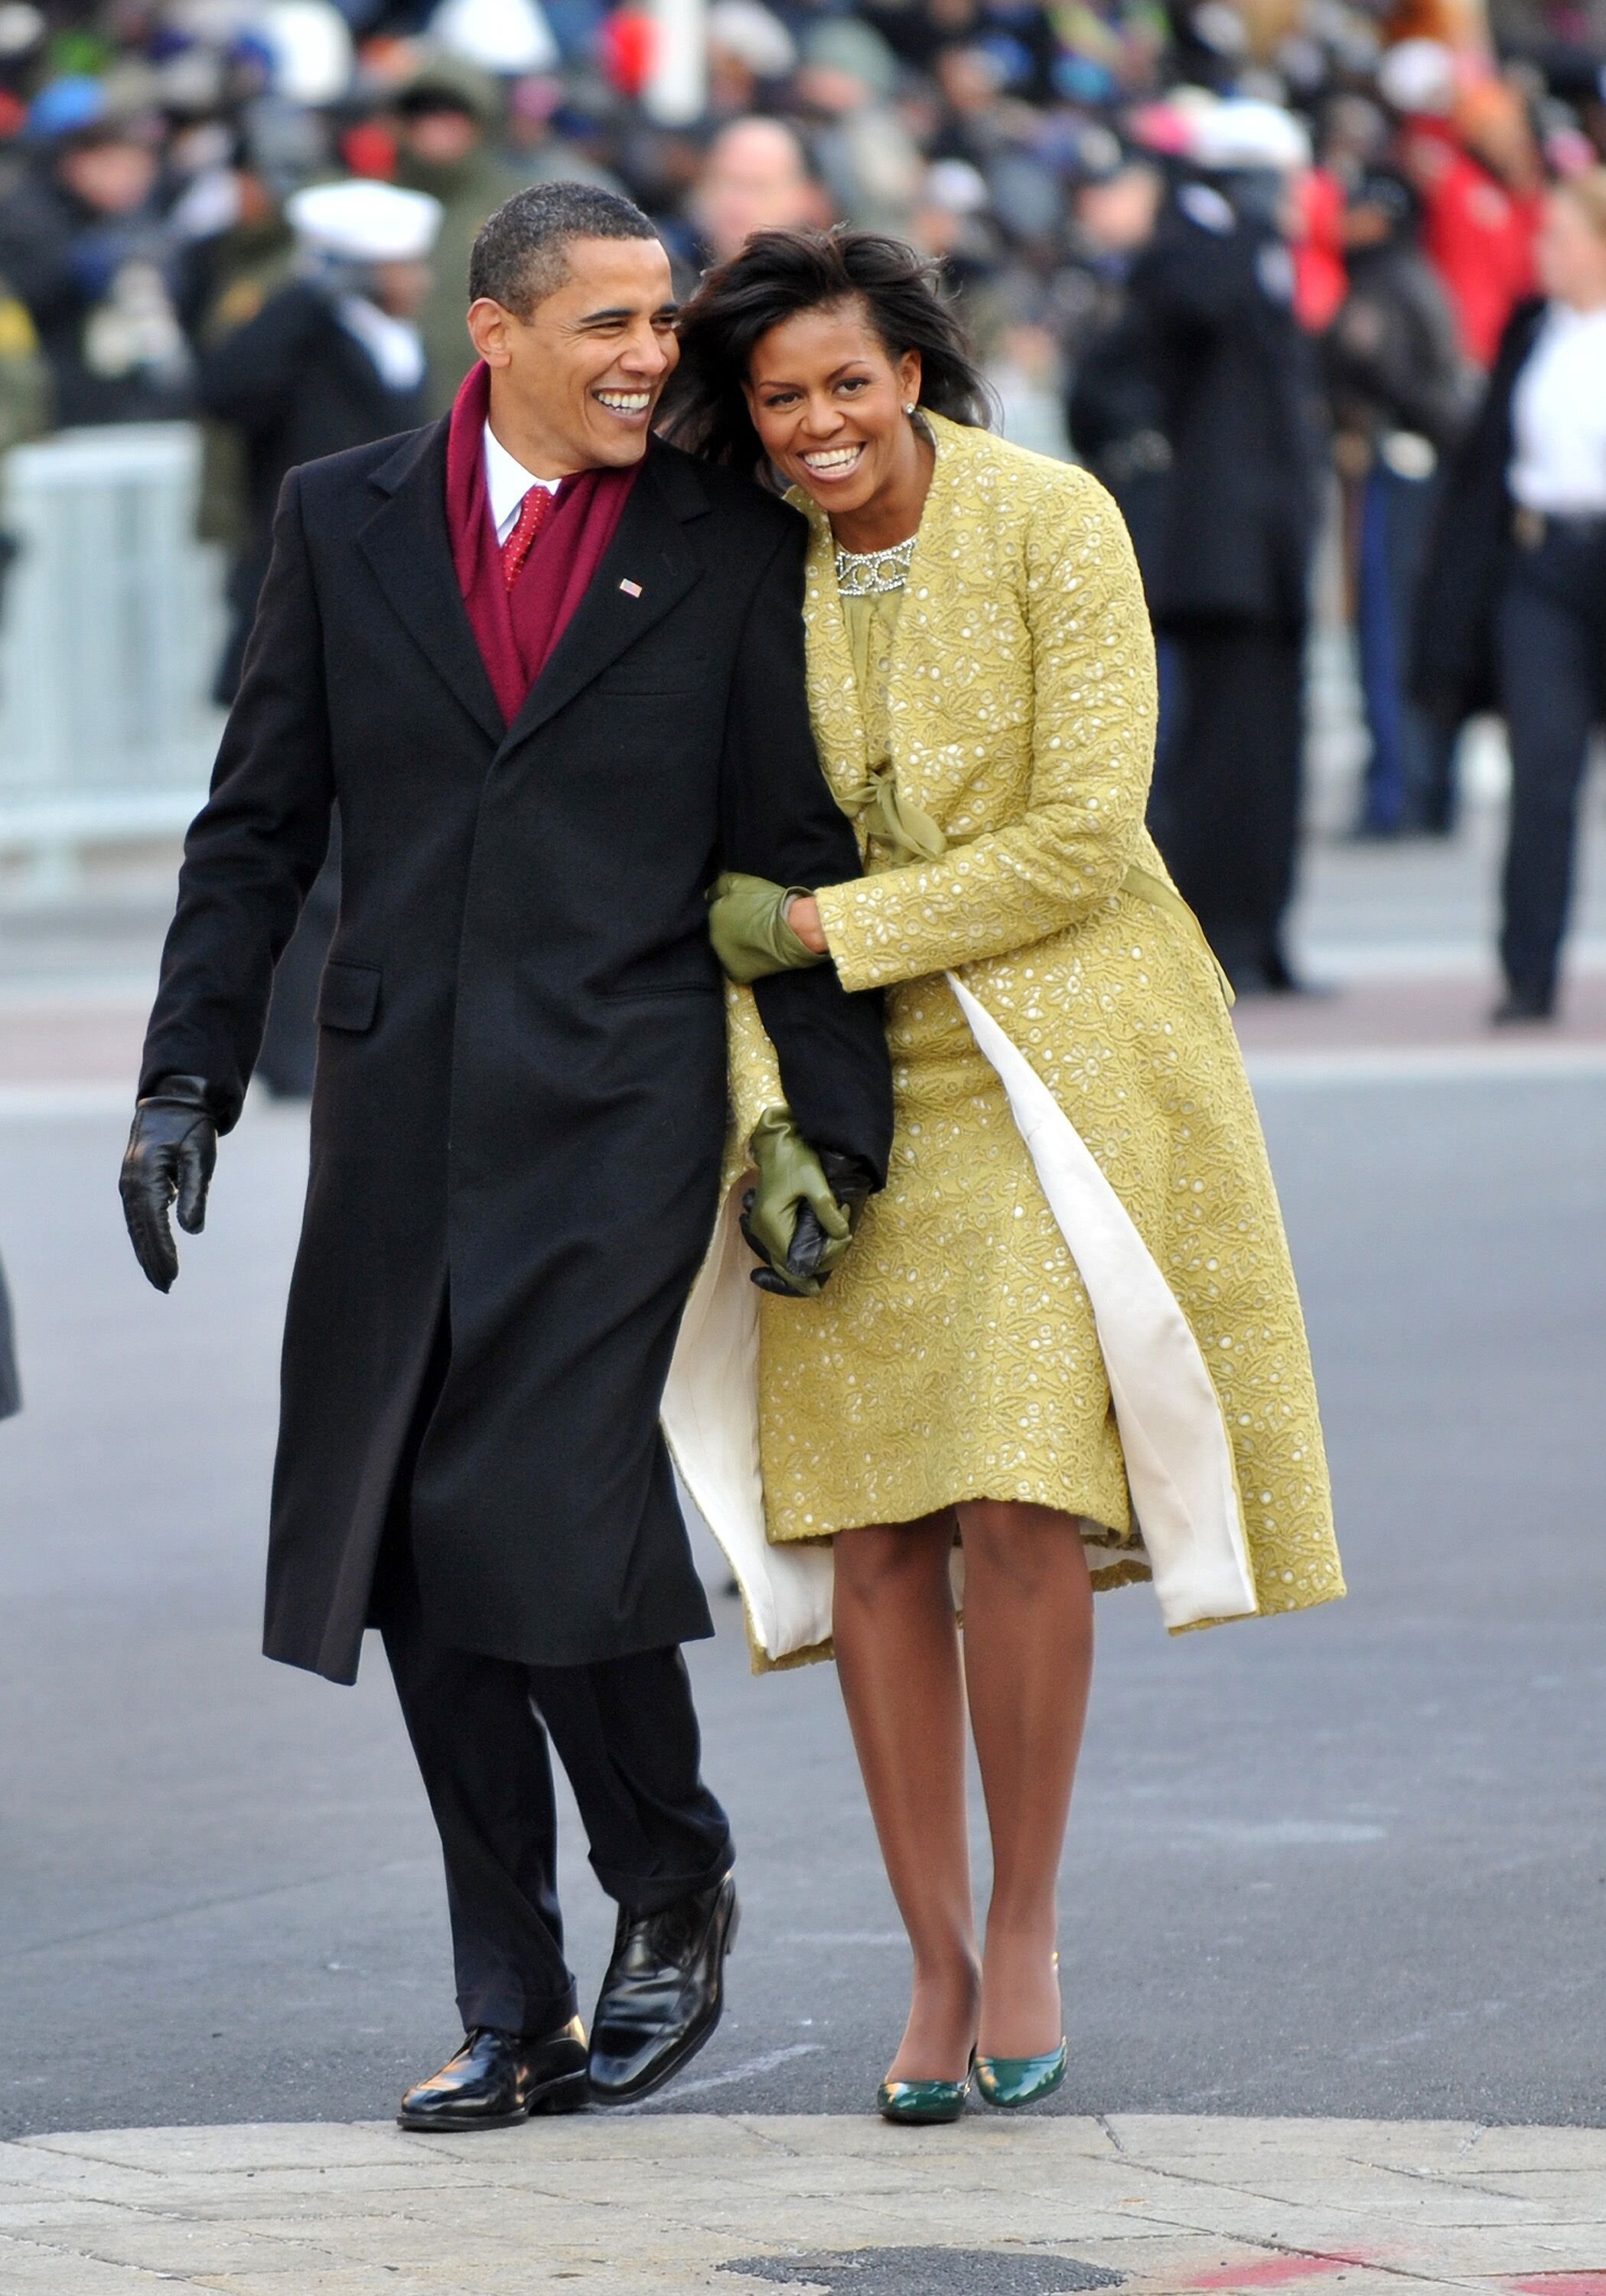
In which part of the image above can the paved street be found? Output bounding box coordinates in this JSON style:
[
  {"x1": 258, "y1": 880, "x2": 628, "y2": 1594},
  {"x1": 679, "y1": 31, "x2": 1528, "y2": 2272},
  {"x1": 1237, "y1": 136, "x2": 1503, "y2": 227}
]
[
  {"x1": 3, "y1": 810, "x2": 1606, "y2": 2144},
  {"x1": 0, "y1": 791, "x2": 1604, "y2": 2291}
]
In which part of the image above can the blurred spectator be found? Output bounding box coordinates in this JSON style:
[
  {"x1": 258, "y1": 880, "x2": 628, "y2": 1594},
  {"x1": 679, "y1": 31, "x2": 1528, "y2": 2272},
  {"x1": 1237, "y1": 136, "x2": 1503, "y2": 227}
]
[
  {"x1": 1391, "y1": 48, "x2": 1546, "y2": 366},
  {"x1": 689, "y1": 116, "x2": 829, "y2": 266},
  {"x1": 1415, "y1": 170, "x2": 1606, "y2": 1022},
  {"x1": 199, "y1": 179, "x2": 440, "y2": 1097},
  {"x1": 1293, "y1": 157, "x2": 1348, "y2": 330},
  {"x1": 705, "y1": 0, "x2": 798, "y2": 119},
  {"x1": 796, "y1": 17, "x2": 923, "y2": 235},
  {"x1": 391, "y1": 56, "x2": 526, "y2": 416},
  {"x1": 198, "y1": 178, "x2": 440, "y2": 699},
  {"x1": 1065, "y1": 152, "x2": 1168, "y2": 582},
  {"x1": 0, "y1": 272, "x2": 50, "y2": 617},
  {"x1": 0, "y1": 1250, "x2": 17, "y2": 1424},
  {"x1": 392, "y1": 52, "x2": 608, "y2": 414},
  {"x1": 0, "y1": 271, "x2": 49, "y2": 452},
  {"x1": 1133, "y1": 99, "x2": 1326, "y2": 994},
  {"x1": 1327, "y1": 168, "x2": 1477, "y2": 833},
  {"x1": 0, "y1": 91, "x2": 192, "y2": 427}
]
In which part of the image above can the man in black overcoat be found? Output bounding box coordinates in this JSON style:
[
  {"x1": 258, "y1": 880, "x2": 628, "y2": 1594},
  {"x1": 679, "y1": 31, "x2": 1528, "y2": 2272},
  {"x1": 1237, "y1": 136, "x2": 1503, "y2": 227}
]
[{"x1": 120, "y1": 184, "x2": 893, "y2": 2128}]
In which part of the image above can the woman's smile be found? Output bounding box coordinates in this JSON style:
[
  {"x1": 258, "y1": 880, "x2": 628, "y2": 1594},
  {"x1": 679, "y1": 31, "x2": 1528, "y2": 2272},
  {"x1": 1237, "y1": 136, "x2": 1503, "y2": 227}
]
[{"x1": 799, "y1": 439, "x2": 868, "y2": 479}]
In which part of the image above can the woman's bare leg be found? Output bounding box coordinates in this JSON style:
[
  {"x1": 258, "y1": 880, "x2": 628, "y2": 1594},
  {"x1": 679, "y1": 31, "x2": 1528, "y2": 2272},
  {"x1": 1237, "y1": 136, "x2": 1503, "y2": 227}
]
[
  {"x1": 956, "y1": 1499, "x2": 1094, "y2": 2059},
  {"x1": 832, "y1": 1511, "x2": 980, "y2": 2082}
]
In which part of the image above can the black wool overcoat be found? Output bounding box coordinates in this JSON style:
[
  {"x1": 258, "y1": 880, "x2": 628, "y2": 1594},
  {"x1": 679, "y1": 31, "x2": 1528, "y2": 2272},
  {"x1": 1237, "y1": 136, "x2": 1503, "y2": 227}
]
[
  {"x1": 1129, "y1": 191, "x2": 1325, "y2": 634},
  {"x1": 1410, "y1": 299, "x2": 1545, "y2": 726},
  {"x1": 140, "y1": 421, "x2": 894, "y2": 1684}
]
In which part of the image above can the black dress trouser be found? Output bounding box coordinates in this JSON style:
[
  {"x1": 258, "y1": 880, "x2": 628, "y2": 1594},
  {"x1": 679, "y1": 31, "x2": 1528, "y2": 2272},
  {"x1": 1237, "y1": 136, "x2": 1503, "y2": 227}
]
[
  {"x1": 1495, "y1": 522, "x2": 1606, "y2": 1006},
  {"x1": 1152, "y1": 618, "x2": 1305, "y2": 991},
  {"x1": 370, "y1": 1317, "x2": 733, "y2": 2039}
]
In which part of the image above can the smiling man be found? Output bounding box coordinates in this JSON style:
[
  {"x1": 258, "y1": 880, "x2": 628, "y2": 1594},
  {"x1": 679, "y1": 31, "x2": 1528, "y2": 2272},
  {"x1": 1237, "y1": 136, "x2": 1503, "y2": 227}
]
[{"x1": 119, "y1": 186, "x2": 891, "y2": 2125}]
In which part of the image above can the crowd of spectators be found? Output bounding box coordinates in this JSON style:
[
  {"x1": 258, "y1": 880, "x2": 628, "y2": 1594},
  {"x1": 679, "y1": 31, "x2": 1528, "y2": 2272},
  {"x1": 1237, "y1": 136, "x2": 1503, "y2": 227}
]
[
  {"x1": 0, "y1": 0, "x2": 1599, "y2": 1004},
  {"x1": 0, "y1": 0, "x2": 1593, "y2": 460}
]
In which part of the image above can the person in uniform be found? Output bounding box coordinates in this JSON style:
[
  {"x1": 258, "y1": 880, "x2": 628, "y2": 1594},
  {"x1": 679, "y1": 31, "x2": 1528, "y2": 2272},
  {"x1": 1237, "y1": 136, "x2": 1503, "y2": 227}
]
[
  {"x1": 1126, "y1": 102, "x2": 1326, "y2": 994},
  {"x1": 670, "y1": 226, "x2": 1342, "y2": 2123},
  {"x1": 119, "y1": 184, "x2": 891, "y2": 2128}
]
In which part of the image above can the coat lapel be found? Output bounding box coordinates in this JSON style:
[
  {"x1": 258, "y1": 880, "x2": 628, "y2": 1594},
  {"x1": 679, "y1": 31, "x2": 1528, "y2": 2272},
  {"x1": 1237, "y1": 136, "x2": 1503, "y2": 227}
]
[
  {"x1": 357, "y1": 422, "x2": 503, "y2": 747},
  {"x1": 499, "y1": 444, "x2": 705, "y2": 752}
]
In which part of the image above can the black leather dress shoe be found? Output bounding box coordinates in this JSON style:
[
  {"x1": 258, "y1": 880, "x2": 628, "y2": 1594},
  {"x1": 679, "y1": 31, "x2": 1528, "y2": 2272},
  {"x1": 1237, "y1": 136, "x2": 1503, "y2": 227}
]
[
  {"x1": 588, "y1": 1870, "x2": 738, "y2": 2106},
  {"x1": 397, "y1": 2017, "x2": 589, "y2": 2130},
  {"x1": 1490, "y1": 987, "x2": 1555, "y2": 1025}
]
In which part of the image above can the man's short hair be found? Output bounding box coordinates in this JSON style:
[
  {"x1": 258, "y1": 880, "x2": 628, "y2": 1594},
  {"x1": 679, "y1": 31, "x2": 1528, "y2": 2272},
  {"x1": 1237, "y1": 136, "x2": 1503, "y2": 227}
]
[{"x1": 469, "y1": 183, "x2": 660, "y2": 317}]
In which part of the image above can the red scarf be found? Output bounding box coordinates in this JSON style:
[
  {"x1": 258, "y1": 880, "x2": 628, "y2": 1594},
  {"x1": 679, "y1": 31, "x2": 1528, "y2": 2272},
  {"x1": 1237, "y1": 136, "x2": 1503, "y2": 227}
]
[{"x1": 445, "y1": 360, "x2": 639, "y2": 728}]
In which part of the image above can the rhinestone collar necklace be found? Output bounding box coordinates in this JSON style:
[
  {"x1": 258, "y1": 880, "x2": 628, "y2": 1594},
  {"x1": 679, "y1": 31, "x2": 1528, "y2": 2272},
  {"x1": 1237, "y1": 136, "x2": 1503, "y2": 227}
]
[{"x1": 834, "y1": 533, "x2": 917, "y2": 597}]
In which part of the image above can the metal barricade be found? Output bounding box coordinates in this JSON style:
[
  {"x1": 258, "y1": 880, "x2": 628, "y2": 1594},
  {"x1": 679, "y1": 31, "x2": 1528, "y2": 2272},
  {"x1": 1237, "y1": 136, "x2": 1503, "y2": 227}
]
[{"x1": 0, "y1": 422, "x2": 225, "y2": 889}]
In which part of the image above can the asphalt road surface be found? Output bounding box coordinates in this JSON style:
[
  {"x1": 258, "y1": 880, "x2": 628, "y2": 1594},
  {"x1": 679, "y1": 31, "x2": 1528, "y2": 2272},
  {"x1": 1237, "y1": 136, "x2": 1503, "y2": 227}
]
[{"x1": 2, "y1": 1073, "x2": 1603, "y2": 2137}]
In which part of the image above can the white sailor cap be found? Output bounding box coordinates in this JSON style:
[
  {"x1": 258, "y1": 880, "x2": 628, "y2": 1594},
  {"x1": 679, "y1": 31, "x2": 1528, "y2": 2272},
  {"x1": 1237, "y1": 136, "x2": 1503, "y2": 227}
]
[
  {"x1": 1190, "y1": 99, "x2": 1311, "y2": 174},
  {"x1": 286, "y1": 180, "x2": 444, "y2": 263}
]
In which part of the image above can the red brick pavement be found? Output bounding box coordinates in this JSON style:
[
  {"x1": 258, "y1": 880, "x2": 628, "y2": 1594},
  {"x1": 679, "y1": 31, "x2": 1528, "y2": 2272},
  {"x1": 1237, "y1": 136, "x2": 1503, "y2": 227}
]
[
  {"x1": 0, "y1": 999, "x2": 148, "y2": 1085},
  {"x1": 1231, "y1": 970, "x2": 1606, "y2": 1053}
]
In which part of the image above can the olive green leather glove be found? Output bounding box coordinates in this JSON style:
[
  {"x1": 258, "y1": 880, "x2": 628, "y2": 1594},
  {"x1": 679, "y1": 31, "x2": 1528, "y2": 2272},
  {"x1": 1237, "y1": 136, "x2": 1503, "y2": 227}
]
[
  {"x1": 740, "y1": 1106, "x2": 874, "y2": 1298},
  {"x1": 707, "y1": 872, "x2": 827, "y2": 987}
]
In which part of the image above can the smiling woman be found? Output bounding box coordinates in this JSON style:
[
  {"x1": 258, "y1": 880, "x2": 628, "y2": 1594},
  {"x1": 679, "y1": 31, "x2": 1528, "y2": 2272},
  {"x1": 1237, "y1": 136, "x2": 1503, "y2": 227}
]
[
  {"x1": 666, "y1": 227, "x2": 1341, "y2": 2127},
  {"x1": 666, "y1": 227, "x2": 991, "y2": 496}
]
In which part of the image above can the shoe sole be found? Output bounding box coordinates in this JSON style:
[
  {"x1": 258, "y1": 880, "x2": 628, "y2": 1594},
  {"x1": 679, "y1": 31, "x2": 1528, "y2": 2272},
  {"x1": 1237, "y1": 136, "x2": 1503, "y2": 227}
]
[
  {"x1": 588, "y1": 1895, "x2": 739, "y2": 2110},
  {"x1": 396, "y1": 2067, "x2": 591, "y2": 2131}
]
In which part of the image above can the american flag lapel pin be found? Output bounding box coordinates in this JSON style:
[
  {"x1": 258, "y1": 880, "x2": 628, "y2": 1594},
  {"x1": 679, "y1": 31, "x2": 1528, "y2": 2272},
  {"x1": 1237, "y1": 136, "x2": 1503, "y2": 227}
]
[{"x1": 618, "y1": 578, "x2": 643, "y2": 598}]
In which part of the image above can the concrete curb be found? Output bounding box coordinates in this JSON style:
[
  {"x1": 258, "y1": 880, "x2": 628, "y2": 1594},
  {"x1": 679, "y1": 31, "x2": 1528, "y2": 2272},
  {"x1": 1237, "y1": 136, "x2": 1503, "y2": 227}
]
[{"x1": 2, "y1": 2113, "x2": 1604, "y2": 2293}]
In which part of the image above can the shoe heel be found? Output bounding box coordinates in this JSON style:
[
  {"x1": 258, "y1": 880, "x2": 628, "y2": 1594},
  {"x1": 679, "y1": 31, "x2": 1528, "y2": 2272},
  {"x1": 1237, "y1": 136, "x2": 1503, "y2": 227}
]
[
  {"x1": 527, "y1": 2069, "x2": 591, "y2": 2116},
  {"x1": 974, "y1": 2040, "x2": 1067, "y2": 2110}
]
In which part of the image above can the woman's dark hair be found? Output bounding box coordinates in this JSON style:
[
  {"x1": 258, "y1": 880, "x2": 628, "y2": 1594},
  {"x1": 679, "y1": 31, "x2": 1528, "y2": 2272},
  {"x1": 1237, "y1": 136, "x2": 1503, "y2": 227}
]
[{"x1": 663, "y1": 227, "x2": 994, "y2": 471}]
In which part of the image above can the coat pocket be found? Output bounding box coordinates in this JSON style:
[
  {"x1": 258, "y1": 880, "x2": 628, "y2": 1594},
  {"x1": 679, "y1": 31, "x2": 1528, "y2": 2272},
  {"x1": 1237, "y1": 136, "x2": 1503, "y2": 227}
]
[{"x1": 316, "y1": 960, "x2": 381, "y2": 1032}]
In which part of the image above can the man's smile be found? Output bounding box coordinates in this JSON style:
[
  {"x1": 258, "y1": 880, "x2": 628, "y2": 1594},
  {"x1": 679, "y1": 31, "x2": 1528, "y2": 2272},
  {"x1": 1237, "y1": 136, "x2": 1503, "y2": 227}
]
[{"x1": 593, "y1": 388, "x2": 654, "y2": 420}]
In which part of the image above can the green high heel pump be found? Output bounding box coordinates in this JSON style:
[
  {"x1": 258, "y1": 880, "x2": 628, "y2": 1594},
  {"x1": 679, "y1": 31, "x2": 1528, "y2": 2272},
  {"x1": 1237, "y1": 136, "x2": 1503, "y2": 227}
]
[
  {"x1": 877, "y1": 2053, "x2": 976, "y2": 2125},
  {"x1": 974, "y1": 2039, "x2": 1068, "y2": 2109}
]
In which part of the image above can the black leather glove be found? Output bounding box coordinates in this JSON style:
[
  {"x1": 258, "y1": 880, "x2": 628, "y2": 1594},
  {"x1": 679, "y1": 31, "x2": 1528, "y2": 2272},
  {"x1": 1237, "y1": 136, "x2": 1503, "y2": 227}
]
[
  {"x1": 740, "y1": 1107, "x2": 875, "y2": 1299},
  {"x1": 119, "y1": 1075, "x2": 217, "y2": 1293}
]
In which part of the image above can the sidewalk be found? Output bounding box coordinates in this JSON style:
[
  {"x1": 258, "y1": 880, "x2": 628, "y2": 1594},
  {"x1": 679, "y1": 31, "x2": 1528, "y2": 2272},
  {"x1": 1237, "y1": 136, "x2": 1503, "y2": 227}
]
[{"x1": 2, "y1": 2112, "x2": 1604, "y2": 2294}]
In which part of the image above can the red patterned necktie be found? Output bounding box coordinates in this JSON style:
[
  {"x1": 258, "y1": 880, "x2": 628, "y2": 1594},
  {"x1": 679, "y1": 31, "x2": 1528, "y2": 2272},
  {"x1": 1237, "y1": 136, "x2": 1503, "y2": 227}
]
[{"x1": 501, "y1": 482, "x2": 553, "y2": 589}]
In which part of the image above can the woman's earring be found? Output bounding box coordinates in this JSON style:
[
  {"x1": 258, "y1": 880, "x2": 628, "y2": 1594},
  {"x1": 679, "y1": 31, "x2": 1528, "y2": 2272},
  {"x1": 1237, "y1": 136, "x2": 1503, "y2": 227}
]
[{"x1": 902, "y1": 403, "x2": 917, "y2": 416}]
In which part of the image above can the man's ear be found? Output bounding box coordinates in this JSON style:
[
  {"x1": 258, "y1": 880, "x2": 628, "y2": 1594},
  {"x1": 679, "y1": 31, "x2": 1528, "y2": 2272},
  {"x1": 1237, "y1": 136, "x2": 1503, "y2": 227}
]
[{"x1": 467, "y1": 297, "x2": 516, "y2": 369}]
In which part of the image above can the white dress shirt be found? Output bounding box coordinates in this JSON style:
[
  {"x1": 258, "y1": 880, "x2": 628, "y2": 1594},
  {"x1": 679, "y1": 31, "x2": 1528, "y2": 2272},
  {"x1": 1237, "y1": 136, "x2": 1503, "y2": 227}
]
[
  {"x1": 1508, "y1": 303, "x2": 1606, "y2": 517},
  {"x1": 484, "y1": 422, "x2": 562, "y2": 545}
]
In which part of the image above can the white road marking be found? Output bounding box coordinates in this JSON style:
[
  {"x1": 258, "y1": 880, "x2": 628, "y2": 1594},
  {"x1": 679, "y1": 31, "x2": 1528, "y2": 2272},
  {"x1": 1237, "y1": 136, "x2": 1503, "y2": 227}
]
[{"x1": 632, "y1": 2043, "x2": 823, "y2": 2108}]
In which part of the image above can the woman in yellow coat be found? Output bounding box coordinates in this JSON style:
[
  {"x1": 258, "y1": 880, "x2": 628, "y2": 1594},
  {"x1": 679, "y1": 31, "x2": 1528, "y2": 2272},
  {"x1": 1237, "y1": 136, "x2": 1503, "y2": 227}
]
[{"x1": 669, "y1": 230, "x2": 1343, "y2": 2123}]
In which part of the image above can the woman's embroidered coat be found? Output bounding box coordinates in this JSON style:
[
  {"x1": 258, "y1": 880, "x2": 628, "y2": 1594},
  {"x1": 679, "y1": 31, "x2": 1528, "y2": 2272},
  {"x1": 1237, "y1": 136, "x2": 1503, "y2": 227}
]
[{"x1": 663, "y1": 415, "x2": 1342, "y2": 1665}]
